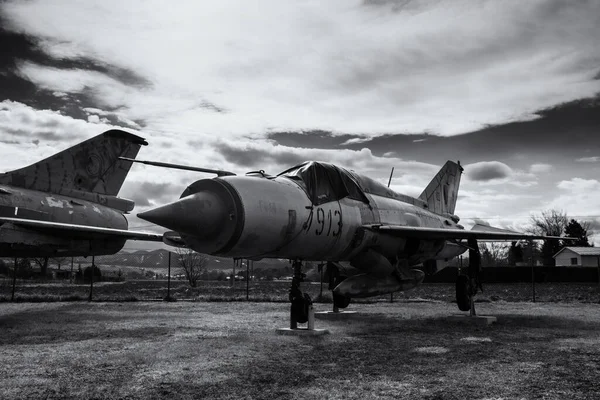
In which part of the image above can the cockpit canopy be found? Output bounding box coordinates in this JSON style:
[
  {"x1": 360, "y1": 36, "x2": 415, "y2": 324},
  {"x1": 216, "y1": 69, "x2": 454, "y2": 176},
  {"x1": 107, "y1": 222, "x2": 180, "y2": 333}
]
[{"x1": 277, "y1": 161, "x2": 368, "y2": 206}]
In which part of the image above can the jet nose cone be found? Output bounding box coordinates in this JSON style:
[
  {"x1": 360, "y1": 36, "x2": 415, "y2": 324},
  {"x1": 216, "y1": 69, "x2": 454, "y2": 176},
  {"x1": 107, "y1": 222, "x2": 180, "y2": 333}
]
[{"x1": 138, "y1": 192, "x2": 226, "y2": 237}]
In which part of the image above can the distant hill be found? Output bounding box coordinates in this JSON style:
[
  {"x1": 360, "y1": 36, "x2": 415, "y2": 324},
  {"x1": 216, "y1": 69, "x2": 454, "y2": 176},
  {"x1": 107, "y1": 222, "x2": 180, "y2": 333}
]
[{"x1": 73, "y1": 249, "x2": 290, "y2": 272}]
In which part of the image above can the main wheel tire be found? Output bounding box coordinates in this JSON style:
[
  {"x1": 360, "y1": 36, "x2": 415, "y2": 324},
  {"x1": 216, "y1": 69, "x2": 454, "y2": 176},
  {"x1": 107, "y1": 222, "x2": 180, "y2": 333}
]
[
  {"x1": 333, "y1": 293, "x2": 351, "y2": 309},
  {"x1": 456, "y1": 275, "x2": 471, "y2": 312},
  {"x1": 332, "y1": 276, "x2": 351, "y2": 309}
]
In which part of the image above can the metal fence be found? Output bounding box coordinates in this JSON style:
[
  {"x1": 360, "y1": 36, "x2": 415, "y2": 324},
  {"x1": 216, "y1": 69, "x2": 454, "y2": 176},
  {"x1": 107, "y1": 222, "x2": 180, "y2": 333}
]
[{"x1": 1, "y1": 245, "x2": 599, "y2": 303}]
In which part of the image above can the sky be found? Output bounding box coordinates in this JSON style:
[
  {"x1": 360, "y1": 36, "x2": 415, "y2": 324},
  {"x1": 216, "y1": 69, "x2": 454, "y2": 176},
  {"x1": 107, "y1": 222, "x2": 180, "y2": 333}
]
[{"x1": 1, "y1": 0, "x2": 599, "y2": 248}]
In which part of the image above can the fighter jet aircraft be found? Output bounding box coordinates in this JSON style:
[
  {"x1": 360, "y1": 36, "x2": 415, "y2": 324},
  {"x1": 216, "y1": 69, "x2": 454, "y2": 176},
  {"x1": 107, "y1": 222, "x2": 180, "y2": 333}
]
[
  {"x1": 0, "y1": 130, "x2": 162, "y2": 258},
  {"x1": 136, "y1": 159, "x2": 565, "y2": 314}
]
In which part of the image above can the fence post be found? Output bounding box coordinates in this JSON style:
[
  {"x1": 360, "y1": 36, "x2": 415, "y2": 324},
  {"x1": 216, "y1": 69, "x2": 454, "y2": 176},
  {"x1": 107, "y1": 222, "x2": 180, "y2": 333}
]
[
  {"x1": 597, "y1": 256, "x2": 600, "y2": 290},
  {"x1": 319, "y1": 264, "x2": 323, "y2": 299},
  {"x1": 232, "y1": 258, "x2": 236, "y2": 291},
  {"x1": 11, "y1": 257, "x2": 17, "y2": 302},
  {"x1": 246, "y1": 259, "x2": 250, "y2": 300},
  {"x1": 530, "y1": 241, "x2": 535, "y2": 303},
  {"x1": 167, "y1": 251, "x2": 171, "y2": 300},
  {"x1": 88, "y1": 256, "x2": 94, "y2": 302}
]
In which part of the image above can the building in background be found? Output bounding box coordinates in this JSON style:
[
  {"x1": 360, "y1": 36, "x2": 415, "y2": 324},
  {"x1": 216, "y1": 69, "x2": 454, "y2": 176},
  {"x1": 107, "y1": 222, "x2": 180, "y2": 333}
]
[{"x1": 553, "y1": 247, "x2": 600, "y2": 267}]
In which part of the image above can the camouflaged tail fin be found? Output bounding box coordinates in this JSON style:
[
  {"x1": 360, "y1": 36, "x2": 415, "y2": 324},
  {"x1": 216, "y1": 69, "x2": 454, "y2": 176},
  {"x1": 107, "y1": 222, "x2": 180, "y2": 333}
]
[
  {"x1": 0, "y1": 130, "x2": 148, "y2": 196},
  {"x1": 418, "y1": 161, "x2": 463, "y2": 215}
]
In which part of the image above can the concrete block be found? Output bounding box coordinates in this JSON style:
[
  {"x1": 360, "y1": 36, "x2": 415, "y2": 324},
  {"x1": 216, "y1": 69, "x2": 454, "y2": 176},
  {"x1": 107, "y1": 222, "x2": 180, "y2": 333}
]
[
  {"x1": 276, "y1": 328, "x2": 330, "y2": 336},
  {"x1": 314, "y1": 311, "x2": 358, "y2": 320}
]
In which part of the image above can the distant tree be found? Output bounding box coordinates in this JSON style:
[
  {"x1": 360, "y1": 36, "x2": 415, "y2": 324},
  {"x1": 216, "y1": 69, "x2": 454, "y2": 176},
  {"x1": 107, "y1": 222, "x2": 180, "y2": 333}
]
[
  {"x1": 175, "y1": 248, "x2": 208, "y2": 287},
  {"x1": 31, "y1": 257, "x2": 49, "y2": 277},
  {"x1": 478, "y1": 242, "x2": 508, "y2": 267},
  {"x1": 0, "y1": 259, "x2": 8, "y2": 275},
  {"x1": 52, "y1": 256, "x2": 70, "y2": 271},
  {"x1": 564, "y1": 219, "x2": 591, "y2": 247},
  {"x1": 216, "y1": 271, "x2": 227, "y2": 281},
  {"x1": 528, "y1": 209, "x2": 569, "y2": 237},
  {"x1": 528, "y1": 209, "x2": 569, "y2": 267},
  {"x1": 507, "y1": 241, "x2": 524, "y2": 266},
  {"x1": 83, "y1": 265, "x2": 102, "y2": 282}
]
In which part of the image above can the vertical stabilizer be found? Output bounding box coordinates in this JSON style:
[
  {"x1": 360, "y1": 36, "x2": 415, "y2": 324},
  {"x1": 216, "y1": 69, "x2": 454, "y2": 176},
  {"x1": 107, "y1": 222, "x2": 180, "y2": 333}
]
[
  {"x1": 418, "y1": 161, "x2": 463, "y2": 215},
  {"x1": 0, "y1": 130, "x2": 148, "y2": 196}
]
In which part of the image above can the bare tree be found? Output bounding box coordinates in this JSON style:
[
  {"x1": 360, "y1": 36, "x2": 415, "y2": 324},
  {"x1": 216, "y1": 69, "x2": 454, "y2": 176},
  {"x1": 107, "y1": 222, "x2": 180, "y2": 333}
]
[
  {"x1": 52, "y1": 256, "x2": 69, "y2": 270},
  {"x1": 528, "y1": 209, "x2": 569, "y2": 266},
  {"x1": 478, "y1": 242, "x2": 509, "y2": 267},
  {"x1": 528, "y1": 209, "x2": 568, "y2": 236},
  {"x1": 31, "y1": 257, "x2": 49, "y2": 277},
  {"x1": 175, "y1": 248, "x2": 208, "y2": 287}
]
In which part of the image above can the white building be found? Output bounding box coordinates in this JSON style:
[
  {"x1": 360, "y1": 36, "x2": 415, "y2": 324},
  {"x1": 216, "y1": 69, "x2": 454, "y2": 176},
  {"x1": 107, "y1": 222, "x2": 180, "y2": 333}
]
[{"x1": 553, "y1": 247, "x2": 600, "y2": 267}]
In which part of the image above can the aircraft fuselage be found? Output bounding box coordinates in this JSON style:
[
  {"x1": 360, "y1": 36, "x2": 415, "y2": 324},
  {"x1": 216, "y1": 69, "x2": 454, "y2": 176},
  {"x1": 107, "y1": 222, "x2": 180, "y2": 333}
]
[
  {"x1": 144, "y1": 174, "x2": 466, "y2": 266},
  {"x1": 0, "y1": 184, "x2": 128, "y2": 257}
]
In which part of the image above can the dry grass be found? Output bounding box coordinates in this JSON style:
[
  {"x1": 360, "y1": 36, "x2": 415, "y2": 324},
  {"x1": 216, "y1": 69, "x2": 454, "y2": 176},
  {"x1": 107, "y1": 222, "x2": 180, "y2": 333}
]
[{"x1": 1, "y1": 301, "x2": 599, "y2": 399}]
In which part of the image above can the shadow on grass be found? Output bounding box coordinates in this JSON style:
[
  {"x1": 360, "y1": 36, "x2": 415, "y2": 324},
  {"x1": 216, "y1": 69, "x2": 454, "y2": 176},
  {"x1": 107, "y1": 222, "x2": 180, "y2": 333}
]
[
  {"x1": 494, "y1": 314, "x2": 600, "y2": 331},
  {"x1": 0, "y1": 305, "x2": 170, "y2": 345}
]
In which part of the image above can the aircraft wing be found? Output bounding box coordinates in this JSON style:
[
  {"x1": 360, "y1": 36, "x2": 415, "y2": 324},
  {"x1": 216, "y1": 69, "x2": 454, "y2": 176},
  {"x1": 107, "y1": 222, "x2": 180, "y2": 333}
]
[
  {"x1": 0, "y1": 217, "x2": 163, "y2": 241},
  {"x1": 363, "y1": 223, "x2": 568, "y2": 241}
]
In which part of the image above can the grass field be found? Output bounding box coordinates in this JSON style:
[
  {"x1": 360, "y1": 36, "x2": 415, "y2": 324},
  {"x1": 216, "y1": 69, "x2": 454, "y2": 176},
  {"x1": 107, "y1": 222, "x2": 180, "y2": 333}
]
[{"x1": 1, "y1": 301, "x2": 599, "y2": 399}]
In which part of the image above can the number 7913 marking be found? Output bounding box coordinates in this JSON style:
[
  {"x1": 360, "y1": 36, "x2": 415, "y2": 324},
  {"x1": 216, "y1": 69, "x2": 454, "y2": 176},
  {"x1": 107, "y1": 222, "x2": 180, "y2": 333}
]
[{"x1": 305, "y1": 207, "x2": 341, "y2": 237}]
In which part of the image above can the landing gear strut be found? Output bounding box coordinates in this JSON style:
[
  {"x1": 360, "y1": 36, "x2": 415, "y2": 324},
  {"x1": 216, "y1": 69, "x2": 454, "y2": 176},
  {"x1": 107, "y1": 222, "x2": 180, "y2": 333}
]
[
  {"x1": 288, "y1": 260, "x2": 313, "y2": 329},
  {"x1": 278, "y1": 260, "x2": 329, "y2": 335},
  {"x1": 456, "y1": 238, "x2": 483, "y2": 315}
]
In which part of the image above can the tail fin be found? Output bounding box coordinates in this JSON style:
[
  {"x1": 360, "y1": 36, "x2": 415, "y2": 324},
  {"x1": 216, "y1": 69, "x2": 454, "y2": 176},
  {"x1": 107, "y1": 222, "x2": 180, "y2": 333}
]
[
  {"x1": 0, "y1": 130, "x2": 147, "y2": 196},
  {"x1": 418, "y1": 160, "x2": 463, "y2": 215}
]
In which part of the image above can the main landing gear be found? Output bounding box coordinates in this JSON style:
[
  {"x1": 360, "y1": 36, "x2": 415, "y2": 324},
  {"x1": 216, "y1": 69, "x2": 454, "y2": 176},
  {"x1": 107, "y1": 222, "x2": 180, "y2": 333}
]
[
  {"x1": 277, "y1": 260, "x2": 329, "y2": 335},
  {"x1": 326, "y1": 261, "x2": 351, "y2": 312},
  {"x1": 456, "y1": 238, "x2": 483, "y2": 316},
  {"x1": 313, "y1": 262, "x2": 357, "y2": 320}
]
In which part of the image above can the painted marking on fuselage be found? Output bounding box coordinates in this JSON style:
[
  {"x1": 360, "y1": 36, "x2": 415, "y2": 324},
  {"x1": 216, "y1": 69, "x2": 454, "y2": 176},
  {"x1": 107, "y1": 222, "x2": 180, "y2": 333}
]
[{"x1": 303, "y1": 206, "x2": 342, "y2": 237}]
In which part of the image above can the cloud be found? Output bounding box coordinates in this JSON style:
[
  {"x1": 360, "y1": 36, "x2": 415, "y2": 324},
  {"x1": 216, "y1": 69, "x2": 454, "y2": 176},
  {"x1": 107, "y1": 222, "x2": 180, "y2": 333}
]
[
  {"x1": 556, "y1": 178, "x2": 600, "y2": 192},
  {"x1": 465, "y1": 161, "x2": 513, "y2": 181},
  {"x1": 529, "y1": 163, "x2": 552, "y2": 174},
  {"x1": 120, "y1": 181, "x2": 180, "y2": 207},
  {"x1": 2, "y1": 0, "x2": 600, "y2": 138},
  {"x1": 340, "y1": 137, "x2": 371, "y2": 146},
  {"x1": 0, "y1": 100, "x2": 109, "y2": 138},
  {"x1": 576, "y1": 156, "x2": 600, "y2": 163},
  {"x1": 213, "y1": 139, "x2": 437, "y2": 177}
]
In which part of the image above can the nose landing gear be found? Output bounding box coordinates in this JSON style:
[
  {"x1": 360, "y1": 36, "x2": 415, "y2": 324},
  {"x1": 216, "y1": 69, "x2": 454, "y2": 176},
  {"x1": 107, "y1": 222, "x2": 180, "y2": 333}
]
[
  {"x1": 456, "y1": 238, "x2": 483, "y2": 316},
  {"x1": 289, "y1": 260, "x2": 312, "y2": 327},
  {"x1": 277, "y1": 260, "x2": 329, "y2": 335}
]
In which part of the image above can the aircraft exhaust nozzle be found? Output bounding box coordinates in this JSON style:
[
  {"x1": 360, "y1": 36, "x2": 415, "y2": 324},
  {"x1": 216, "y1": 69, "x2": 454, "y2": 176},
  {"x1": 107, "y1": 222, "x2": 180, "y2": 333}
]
[
  {"x1": 138, "y1": 192, "x2": 226, "y2": 238},
  {"x1": 333, "y1": 269, "x2": 425, "y2": 298}
]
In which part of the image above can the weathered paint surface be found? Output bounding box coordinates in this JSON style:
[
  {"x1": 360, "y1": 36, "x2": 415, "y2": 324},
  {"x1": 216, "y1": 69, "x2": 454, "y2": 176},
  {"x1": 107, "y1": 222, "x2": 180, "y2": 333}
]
[
  {"x1": 0, "y1": 130, "x2": 146, "y2": 198},
  {"x1": 0, "y1": 130, "x2": 147, "y2": 257}
]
